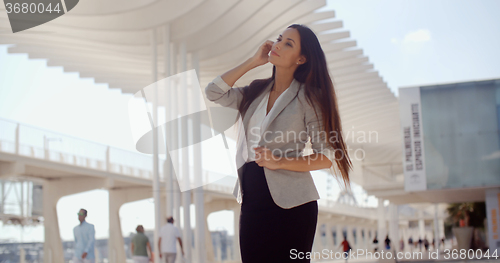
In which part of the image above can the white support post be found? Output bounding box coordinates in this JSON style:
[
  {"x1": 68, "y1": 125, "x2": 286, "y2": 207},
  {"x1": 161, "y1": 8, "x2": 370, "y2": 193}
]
[
  {"x1": 347, "y1": 224, "x2": 354, "y2": 249},
  {"x1": 151, "y1": 27, "x2": 161, "y2": 263},
  {"x1": 106, "y1": 146, "x2": 110, "y2": 172},
  {"x1": 172, "y1": 42, "x2": 181, "y2": 230},
  {"x1": 108, "y1": 188, "x2": 152, "y2": 263},
  {"x1": 163, "y1": 23, "x2": 174, "y2": 220},
  {"x1": 336, "y1": 224, "x2": 343, "y2": 248},
  {"x1": 418, "y1": 210, "x2": 425, "y2": 252},
  {"x1": 20, "y1": 181, "x2": 24, "y2": 219},
  {"x1": 433, "y1": 203, "x2": 440, "y2": 250},
  {"x1": 439, "y1": 218, "x2": 445, "y2": 248},
  {"x1": 1, "y1": 180, "x2": 5, "y2": 214},
  {"x1": 192, "y1": 51, "x2": 206, "y2": 263},
  {"x1": 312, "y1": 218, "x2": 324, "y2": 257},
  {"x1": 42, "y1": 178, "x2": 104, "y2": 263},
  {"x1": 205, "y1": 210, "x2": 215, "y2": 262},
  {"x1": 15, "y1": 123, "x2": 19, "y2": 154},
  {"x1": 232, "y1": 207, "x2": 241, "y2": 261},
  {"x1": 377, "y1": 198, "x2": 387, "y2": 252},
  {"x1": 180, "y1": 40, "x2": 192, "y2": 263},
  {"x1": 389, "y1": 204, "x2": 399, "y2": 253},
  {"x1": 325, "y1": 221, "x2": 335, "y2": 250}
]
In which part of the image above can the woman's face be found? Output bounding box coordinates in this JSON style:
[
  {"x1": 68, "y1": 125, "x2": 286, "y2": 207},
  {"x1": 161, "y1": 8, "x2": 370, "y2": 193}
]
[{"x1": 268, "y1": 28, "x2": 306, "y2": 68}]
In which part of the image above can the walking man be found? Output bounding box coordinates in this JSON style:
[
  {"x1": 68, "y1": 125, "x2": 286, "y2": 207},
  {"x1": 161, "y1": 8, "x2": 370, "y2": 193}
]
[
  {"x1": 73, "y1": 209, "x2": 95, "y2": 263},
  {"x1": 131, "y1": 225, "x2": 152, "y2": 263},
  {"x1": 159, "y1": 216, "x2": 184, "y2": 263}
]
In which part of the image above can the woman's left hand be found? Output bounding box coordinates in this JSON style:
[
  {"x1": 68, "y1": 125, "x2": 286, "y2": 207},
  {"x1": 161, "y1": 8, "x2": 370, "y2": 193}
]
[{"x1": 254, "y1": 147, "x2": 282, "y2": 170}]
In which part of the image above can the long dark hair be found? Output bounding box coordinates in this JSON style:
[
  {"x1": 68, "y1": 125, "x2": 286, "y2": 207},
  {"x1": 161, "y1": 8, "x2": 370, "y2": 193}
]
[{"x1": 237, "y1": 24, "x2": 352, "y2": 190}]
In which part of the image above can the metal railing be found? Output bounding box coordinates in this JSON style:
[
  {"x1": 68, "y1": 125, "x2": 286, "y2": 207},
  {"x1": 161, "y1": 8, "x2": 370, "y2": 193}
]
[{"x1": 0, "y1": 118, "x2": 238, "y2": 193}]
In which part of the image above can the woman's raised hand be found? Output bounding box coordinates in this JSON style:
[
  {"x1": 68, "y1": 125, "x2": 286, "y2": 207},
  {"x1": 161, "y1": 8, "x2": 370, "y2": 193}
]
[{"x1": 250, "y1": 40, "x2": 274, "y2": 68}]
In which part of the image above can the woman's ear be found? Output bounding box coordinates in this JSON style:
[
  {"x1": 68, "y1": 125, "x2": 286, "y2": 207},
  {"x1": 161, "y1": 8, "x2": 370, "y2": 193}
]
[{"x1": 298, "y1": 55, "x2": 307, "y2": 65}]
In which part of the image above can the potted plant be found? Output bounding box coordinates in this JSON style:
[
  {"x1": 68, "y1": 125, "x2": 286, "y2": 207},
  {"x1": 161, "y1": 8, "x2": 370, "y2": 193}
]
[{"x1": 446, "y1": 202, "x2": 474, "y2": 250}]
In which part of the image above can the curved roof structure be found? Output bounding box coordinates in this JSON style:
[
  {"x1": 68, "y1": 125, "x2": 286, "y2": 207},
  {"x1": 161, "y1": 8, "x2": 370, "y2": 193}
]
[{"x1": 0, "y1": 0, "x2": 403, "y2": 190}]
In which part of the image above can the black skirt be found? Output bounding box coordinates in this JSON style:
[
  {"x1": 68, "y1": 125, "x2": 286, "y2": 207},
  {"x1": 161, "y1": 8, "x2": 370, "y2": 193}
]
[{"x1": 239, "y1": 161, "x2": 318, "y2": 263}]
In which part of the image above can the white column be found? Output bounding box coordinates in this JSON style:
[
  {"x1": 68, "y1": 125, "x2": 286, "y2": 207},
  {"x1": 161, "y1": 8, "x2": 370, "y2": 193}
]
[
  {"x1": 418, "y1": 210, "x2": 425, "y2": 252},
  {"x1": 179, "y1": 40, "x2": 192, "y2": 263},
  {"x1": 42, "y1": 178, "x2": 104, "y2": 263},
  {"x1": 335, "y1": 224, "x2": 343, "y2": 248},
  {"x1": 377, "y1": 198, "x2": 386, "y2": 252},
  {"x1": 369, "y1": 228, "x2": 374, "y2": 248},
  {"x1": 367, "y1": 227, "x2": 373, "y2": 250},
  {"x1": 163, "y1": 24, "x2": 174, "y2": 219},
  {"x1": 433, "y1": 203, "x2": 440, "y2": 250},
  {"x1": 204, "y1": 210, "x2": 215, "y2": 262},
  {"x1": 439, "y1": 218, "x2": 445, "y2": 248},
  {"x1": 418, "y1": 210, "x2": 425, "y2": 241},
  {"x1": 361, "y1": 227, "x2": 367, "y2": 250},
  {"x1": 312, "y1": 219, "x2": 324, "y2": 259},
  {"x1": 0, "y1": 180, "x2": 4, "y2": 214},
  {"x1": 232, "y1": 207, "x2": 241, "y2": 261},
  {"x1": 191, "y1": 51, "x2": 206, "y2": 263},
  {"x1": 325, "y1": 221, "x2": 335, "y2": 250},
  {"x1": 109, "y1": 188, "x2": 152, "y2": 263},
  {"x1": 20, "y1": 247, "x2": 25, "y2": 263},
  {"x1": 151, "y1": 27, "x2": 162, "y2": 263},
  {"x1": 43, "y1": 182, "x2": 64, "y2": 263},
  {"x1": 15, "y1": 123, "x2": 20, "y2": 154},
  {"x1": 346, "y1": 224, "x2": 354, "y2": 249},
  {"x1": 172, "y1": 42, "x2": 181, "y2": 230},
  {"x1": 388, "y1": 204, "x2": 399, "y2": 252}
]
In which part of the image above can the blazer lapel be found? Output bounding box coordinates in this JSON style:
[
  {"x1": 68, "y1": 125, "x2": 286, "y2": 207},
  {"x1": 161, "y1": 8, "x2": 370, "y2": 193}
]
[{"x1": 258, "y1": 78, "x2": 301, "y2": 145}]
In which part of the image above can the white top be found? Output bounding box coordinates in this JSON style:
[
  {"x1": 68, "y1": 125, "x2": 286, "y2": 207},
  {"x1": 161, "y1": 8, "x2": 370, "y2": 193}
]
[
  {"x1": 245, "y1": 86, "x2": 292, "y2": 161},
  {"x1": 159, "y1": 223, "x2": 181, "y2": 253}
]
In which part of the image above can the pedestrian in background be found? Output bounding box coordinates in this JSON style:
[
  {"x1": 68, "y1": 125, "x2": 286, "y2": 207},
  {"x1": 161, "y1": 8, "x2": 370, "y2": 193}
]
[
  {"x1": 338, "y1": 236, "x2": 351, "y2": 263},
  {"x1": 424, "y1": 236, "x2": 429, "y2": 251},
  {"x1": 73, "y1": 209, "x2": 95, "y2": 263},
  {"x1": 131, "y1": 225, "x2": 152, "y2": 263},
  {"x1": 408, "y1": 236, "x2": 413, "y2": 252},
  {"x1": 159, "y1": 216, "x2": 184, "y2": 263},
  {"x1": 372, "y1": 236, "x2": 379, "y2": 252},
  {"x1": 384, "y1": 235, "x2": 391, "y2": 250}
]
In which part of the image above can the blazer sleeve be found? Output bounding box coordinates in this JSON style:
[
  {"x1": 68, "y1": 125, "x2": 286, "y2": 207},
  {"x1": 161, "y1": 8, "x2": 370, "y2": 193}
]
[
  {"x1": 204, "y1": 75, "x2": 247, "y2": 110},
  {"x1": 304, "y1": 102, "x2": 336, "y2": 170}
]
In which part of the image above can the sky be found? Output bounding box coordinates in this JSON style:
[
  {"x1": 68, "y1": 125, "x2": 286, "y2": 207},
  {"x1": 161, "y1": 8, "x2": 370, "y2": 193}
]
[
  {"x1": 322, "y1": 0, "x2": 500, "y2": 96},
  {"x1": 1, "y1": 0, "x2": 500, "y2": 242}
]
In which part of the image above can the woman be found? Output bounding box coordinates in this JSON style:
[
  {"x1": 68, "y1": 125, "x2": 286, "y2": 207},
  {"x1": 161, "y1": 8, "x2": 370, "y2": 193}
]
[
  {"x1": 205, "y1": 24, "x2": 352, "y2": 262},
  {"x1": 130, "y1": 225, "x2": 152, "y2": 263}
]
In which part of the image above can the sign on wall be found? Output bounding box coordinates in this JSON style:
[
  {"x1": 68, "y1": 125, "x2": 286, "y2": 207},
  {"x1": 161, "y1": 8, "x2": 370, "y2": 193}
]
[{"x1": 399, "y1": 87, "x2": 427, "y2": 191}]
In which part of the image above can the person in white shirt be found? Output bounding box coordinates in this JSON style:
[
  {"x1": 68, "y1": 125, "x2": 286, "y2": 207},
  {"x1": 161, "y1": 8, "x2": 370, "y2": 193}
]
[
  {"x1": 158, "y1": 216, "x2": 184, "y2": 263},
  {"x1": 73, "y1": 208, "x2": 96, "y2": 263}
]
